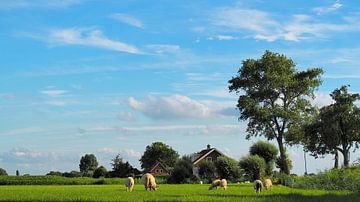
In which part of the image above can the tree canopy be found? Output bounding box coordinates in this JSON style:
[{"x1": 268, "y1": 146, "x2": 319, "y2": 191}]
[
  {"x1": 140, "y1": 142, "x2": 179, "y2": 171},
  {"x1": 0, "y1": 168, "x2": 7, "y2": 176},
  {"x1": 229, "y1": 50, "x2": 323, "y2": 174},
  {"x1": 303, "y1": 85, "x2": 360, "y2": 167},
  {"x1": 79, "y1": 154, "x2": 98, "y2": 177},
  {"x1": 110, "y1": 154, "x2": 139, "y2": 178},
  {"x1": 249, "y1": 141, "x2": 278, "y2": 175}
]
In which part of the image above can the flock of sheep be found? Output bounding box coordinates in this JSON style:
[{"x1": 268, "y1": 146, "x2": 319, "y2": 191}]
[{"x1": 125, "y1": 173, "x2": 273, "y2": 193}]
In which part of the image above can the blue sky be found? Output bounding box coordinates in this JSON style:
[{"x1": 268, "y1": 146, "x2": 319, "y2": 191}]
[{"x1": 1, "y1": 0, "x2": 360, "y2": 175}]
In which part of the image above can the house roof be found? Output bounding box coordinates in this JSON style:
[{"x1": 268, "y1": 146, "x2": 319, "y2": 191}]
[
  {"x1": 148, "y1": 161, "x2": 169, "y2": 173},
  {"x1": 192, "y1": 147, "x2": 225, "y2": 165}
]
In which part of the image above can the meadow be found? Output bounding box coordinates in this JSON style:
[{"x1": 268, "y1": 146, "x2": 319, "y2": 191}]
[{"x1": 0, "y1": 183, "x2": 358, "y2": 202}]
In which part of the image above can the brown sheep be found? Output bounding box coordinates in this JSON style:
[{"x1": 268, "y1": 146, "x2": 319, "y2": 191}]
[
  {"x1": 264, "y1": 179, "x2": 272, "y2": 190},
  {"x1": 142, "y1": 173, "x2": 157, "y2": 191},
  {"x1": 208, "y1": 179, "x2": 228, "y2": 190}
]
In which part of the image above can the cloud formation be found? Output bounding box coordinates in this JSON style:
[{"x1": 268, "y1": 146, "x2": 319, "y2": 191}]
[
  {"x1": 38, "y1": 28, "x2": 141, "y2": 54},
  {"x1": 110, "y1": 13, "x2": 144, "y2": 28},
  {"x1": 314, "y1": 1, "x2": 342, "y2": 15},
  {"x1": 0, "y1": 0, "x2": 83, "y2": 9}
]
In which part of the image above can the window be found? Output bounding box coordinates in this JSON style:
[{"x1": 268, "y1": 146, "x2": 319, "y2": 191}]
[
  {"x1": 206, "y1": 157, "x2": 212, "y2": 161},
  {"x1": 160, "y1": 169, "x2": 163, "y2": 173},
  {"x1": 155, "y1": 169, "x2": 159, "y2": 173}
]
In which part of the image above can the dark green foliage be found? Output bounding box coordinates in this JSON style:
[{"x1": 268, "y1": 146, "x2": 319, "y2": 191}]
[
  {"x1": 199, "y1": 160, "x2": 216, "y2": 183},
  {"x1": 168, "y1": 156, "x2": 193, "y2": 184},
  {"x1": 16, "y1": 170, "x2": 20, "y2": 176},
  {"x1": 0, "y1": 168, "x2": 8, "y2": 176},
  {"x1": 293, "y1": 165, "x2": 360, "y2": 192},
  {"x1": 110, "y1": 154, "x2": 138, "y2": 178},
  {"x1": 93, "y1": 166, "x2": 107, "y2": 178},
  {"x1": 239, "y1": 155, "x2": 266, "y2": 181},
  {"x1": 214, "y1": 156, "x2": 241, "y2": 182},
  {"x1": 0, "y1": 175, "x2": 125, "y2": 185},
  {"x1": 303, "y1": 85, "x2": 360, "y2": 167},
  {"x1": 249, "y1": 141, "x2": 278, "y2": 175},
  {"x1": 275, "y1": 153, "x2": 293, "y2": 172},
  {"x1": 62, "y1": 171, "x2": 82, "y2": 178},
  {"x1": 79, "y1": 154, "x2": 98, "y2": 177},
  {"x1": 140, "y1": 142, "x2": 179, "y2": 171},
  {"x1": 46, "y1": 171, "x2": 62, "y2": 176},
  {"x1": 229, "y1": 50, "x2": 323, "y2": 175}
]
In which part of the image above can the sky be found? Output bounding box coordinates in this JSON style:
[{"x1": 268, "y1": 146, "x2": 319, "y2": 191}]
[{"x1": 0, "y1": 0, "x2": 360, "y2": 175}]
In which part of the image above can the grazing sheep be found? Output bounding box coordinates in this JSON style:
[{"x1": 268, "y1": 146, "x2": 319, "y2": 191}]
[
  {"x1": 254, "y1": 180, "x2": 263, "y2": 193},
  {"x1": 141, "y1": 173, "x2": 157, "y2": 191},
  {"x1": 264, "y1": 179, "x2": 272, "y2": 190},
  {"x1": 208, "y1": 179, "x2": 228, "y2": 190},
  {"x1": 125, "y1": 177, "x2": 134, "y2": 192}
]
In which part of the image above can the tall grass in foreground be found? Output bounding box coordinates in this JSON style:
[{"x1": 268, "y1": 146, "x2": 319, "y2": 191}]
[
  {"x1": 0, "y1": 176, "x2": 126, "y2": 185},
  {"x1": 0, "y1": 184, "x2": 358, "y2": 202}
]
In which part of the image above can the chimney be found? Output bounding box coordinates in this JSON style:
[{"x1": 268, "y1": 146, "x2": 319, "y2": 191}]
[{"x1": 207, "y1": 144, "x2": 211, "y2": 150}]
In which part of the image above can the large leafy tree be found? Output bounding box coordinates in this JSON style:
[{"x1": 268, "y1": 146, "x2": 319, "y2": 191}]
[
  {"x1": 140, "y1": 142, "x2": 179, "y2": 171},
  {"x1": 0, "y1": 168, "x2": 8, "y2": 176},
  {"x1": 303, "y1": 85, "x2": 360, "y2": 167},
  {"x1": 214, "y1": 156, "x2": 241, "y2": 182},
  {"x1": 249, "y1": 141, "x2": 278, "y2": 175},
  {"x1": 79, "y1": 154, "x2": 98, "y2": 177},
  {"x1": 229, "y1": 50, "x2": 323, "y2": 174},
  {"x1": 110, "y1": 154, "x2": 139, "y2": 177},
  {"x1": 239, "y1": 155, "x2": 266, "y2": 181}
]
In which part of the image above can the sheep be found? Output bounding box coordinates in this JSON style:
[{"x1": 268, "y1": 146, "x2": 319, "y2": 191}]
[
  {"x1": 254, "y1": 180, "x2": 263, "y2": 193},
  {"x1": 264, "y1": 179, "x2": 272, "y2": 190},
  {"x1": 125, "y1": 177, "x2": 134, "y2": 192},
  {"x1": 208, "y1": 179, "x2": 228, "y2": 190},
  {"x1": 141, "y1": 173, "x2": 157, "y2": 191}
]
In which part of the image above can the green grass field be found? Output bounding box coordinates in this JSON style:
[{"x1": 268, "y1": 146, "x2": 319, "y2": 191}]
[{"x1": 0, "y1": 184, "x2": 358, "y2": 202}]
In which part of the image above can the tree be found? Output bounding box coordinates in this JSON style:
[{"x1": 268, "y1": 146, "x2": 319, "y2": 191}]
[
  {"x1": 275, "y1": 152, "x2": 293, "y2": 172},
  {"x1": 168, "y1": 156, "x2": 193, "y2": 184},
  {"x1": 199, "y1": 160, "x2": 217, "y2": 183},
  {"x1": 140, "y1": 142, "x2": 179, "y2": 171},
  {"x1": 79, "y1": 154, "x2": 98, "y2": 177},
  {"x1": 46, "y1": 171, "x2": 62, "y2": 176},
  {"x1": 16, "y1": 170, "x2": 20, "y2": 176},
  {"x1": 239, "y1": 155, "x2": 266, "y2": 181},
  {"x1": 93, "y1": 166, "x2": 107, "y2": 178},
  {"x1": 214, "y1": 156, "x2": 241, "y2": 182},
  {"x1": 62, "y1": 171, "x2": 82, "y2": 178},
  {"x1": 0, "y1": 168, "x2": 8, "y2": 176},
  {"x1": 110, "y1": 154, "x2": 137, "y2": 178},
  {"x1": 249, "y1": 141, "x2": 278, "y2": 175},
  {"x1": 229, "y1": 50, "x2": 323, "y2": 174},
  {"x1": 303, "y1": 85, "x2": 360, "y2": 167}
]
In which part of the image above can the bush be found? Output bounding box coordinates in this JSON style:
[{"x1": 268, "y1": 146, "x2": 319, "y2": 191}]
[
  {"x1": 167, "y1": 156, "x2": 193, "y2": 184},
  {"x1": 215, "y1": 156, "x2": 241, "y2": 182},
  {"x1": 199, "y1": 160, "x2": 216, "y2": 183},
  {"x1": 239, "y1": 155, "x2": 266, "y2": 181},
  {"x1": 46, "y1": 171, "x2": 63, "y2": 176},
  {"x1": 0, "y1": 168, "x2": 8, "y2": 176},
  {"x1": 249, "y1": 141, "x2": 278, "y2": 176},
  {"x1": 93, "y1": 166, "x2": 107, "y2": 178}
]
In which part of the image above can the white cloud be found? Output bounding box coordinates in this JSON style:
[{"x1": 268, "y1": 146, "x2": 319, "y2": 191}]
[
  {"x1": 311, "y1": 92, "x2": 333, "y2": 107},
  {"x1": 146, "y1": 44, "x2": 180, "y2": 54},
  {"x1": 128, "y1": 95, "x2": 210, "y2": 120},
  {"x1": 117, "y1": 112, "x2": 134, "y2": 122},
  {"x1": 314, "y1": 1, "x2": 343, "y2": 15},
  {"x1": 97, "y1": 148, "x2": 141, "y2": 158},
  {"x1": 212, "y1": 6, "x2": 356, "y2": 42},
  {"x1": 110, "y1": 13, "x2": 144, "y2": 28},
  {"x1": 38, "y1": 28, "x2": 141, "y2": 54},
  {"x1": 1, "y1": 128, "x2": 45, "y2": 136},
  {"x1": 208, "y1": 35, "x2": 238, "y2": 41},
  {"x1": 41, "y1": 90, "x2": 67, "y2": 96}
]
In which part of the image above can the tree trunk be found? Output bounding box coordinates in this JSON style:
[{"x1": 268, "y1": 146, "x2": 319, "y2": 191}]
[
  {"x1": 343, "y1": 149, "x2": 350, "y2": 167},
  {"x1": 277, "y1": 137, "x2": 290, "y2": 175},
  {"x1": 334, "y1": 150, "x2": 339, "y2": 169}
]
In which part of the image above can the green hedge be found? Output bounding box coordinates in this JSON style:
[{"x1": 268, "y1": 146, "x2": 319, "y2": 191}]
[{"x1": 0, "y1": 176, "x2": 126, "y2": 185}]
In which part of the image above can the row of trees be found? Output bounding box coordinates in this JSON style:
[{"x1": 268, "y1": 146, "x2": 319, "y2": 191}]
[{"x1": 229, "y1": 50, "x2": 360, "y2": 174}]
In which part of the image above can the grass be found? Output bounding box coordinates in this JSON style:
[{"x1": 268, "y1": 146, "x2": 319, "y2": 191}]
[
  {"x1": 0, "y1": 183, "x2": 358, "y2": 202},
  {"x1": 0, "y1": 176, "x2": 127, "y2": 185}
]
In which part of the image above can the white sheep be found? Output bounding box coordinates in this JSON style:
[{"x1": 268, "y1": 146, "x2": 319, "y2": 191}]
[
  {"x1": 125, "y1": 177, "x2": 134, "y2": 192},
  {"x1": 141, "y1": 173, "x2": 157, "y2": 191},
  {"x1": 208, "y1": 179, "x2": 228, "y2": 190},
  {"x1": 264, "y1": 179, "x2": 272, "y2": 190},
  {"x1": 254, "y1": 180, "x2": 263, "y2": 193}
]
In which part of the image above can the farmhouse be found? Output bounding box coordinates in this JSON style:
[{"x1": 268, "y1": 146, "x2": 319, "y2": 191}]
[
  {"x1": 148, "y1": 161, "x2": 170, "y2": 176},
  {"x1": 191, "y1": 144, "x2": 226, "y2": 176}
]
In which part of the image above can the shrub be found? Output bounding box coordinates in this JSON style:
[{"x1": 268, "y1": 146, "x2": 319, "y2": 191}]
[
  {"x1": 199, "y1": 160, "x2": 216, "y2": 183},
  {"x1": 93, "y1": 166, "x2": 107, "y2": 178},
  {"x1": 46, "y1": 171, "x2": 63, "y2": 176},
  {"x1": 167, "y1": 156, "x2": 193, "y2": 184},
  {"x1": 249, "y1": 141, "x2": 278, "y2": 176},
  {"x1": 239, "y1": 155, "x2": 266, "y2": 181},
  {"x1": 215, "y1": 156, "x2": 241, "y2": 182},
  {"x1": 0, "y1": 168, "x2": 8, "y2": 176}
]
